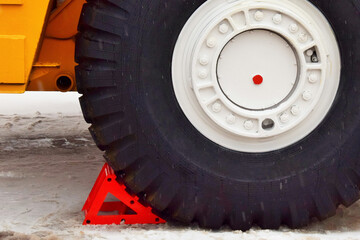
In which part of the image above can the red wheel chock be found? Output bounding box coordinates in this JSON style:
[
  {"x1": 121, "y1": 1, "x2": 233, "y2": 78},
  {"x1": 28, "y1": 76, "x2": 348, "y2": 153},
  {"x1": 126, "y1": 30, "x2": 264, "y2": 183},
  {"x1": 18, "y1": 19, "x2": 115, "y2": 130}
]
[{"x1": 82, "y1": 163, "x2": 166, "y2": 225}]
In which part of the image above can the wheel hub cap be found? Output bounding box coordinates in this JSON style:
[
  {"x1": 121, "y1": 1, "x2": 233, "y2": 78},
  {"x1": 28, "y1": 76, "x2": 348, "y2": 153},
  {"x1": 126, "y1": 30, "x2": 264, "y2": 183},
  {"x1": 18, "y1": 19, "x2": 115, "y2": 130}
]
[
  {"x1": 217, "y1": 30, "x2": 298, "y2": 110},
  {"x1": 172, "y1": 0, "x2": 341, "y2": 152}
]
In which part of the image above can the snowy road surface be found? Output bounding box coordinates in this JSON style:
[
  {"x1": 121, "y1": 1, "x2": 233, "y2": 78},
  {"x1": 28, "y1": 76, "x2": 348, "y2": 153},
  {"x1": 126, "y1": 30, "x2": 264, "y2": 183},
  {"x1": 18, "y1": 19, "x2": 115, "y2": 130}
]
[{"x1": 0, "y1": 93, "x2": 360, "y2": 240}]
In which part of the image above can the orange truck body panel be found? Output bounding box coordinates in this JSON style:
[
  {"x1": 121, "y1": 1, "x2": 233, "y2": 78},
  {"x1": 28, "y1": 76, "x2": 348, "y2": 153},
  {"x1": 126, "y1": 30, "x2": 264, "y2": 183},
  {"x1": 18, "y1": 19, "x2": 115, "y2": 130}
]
[{"x1": 0, "y1": 0, "x2": 85, "y2": 93}]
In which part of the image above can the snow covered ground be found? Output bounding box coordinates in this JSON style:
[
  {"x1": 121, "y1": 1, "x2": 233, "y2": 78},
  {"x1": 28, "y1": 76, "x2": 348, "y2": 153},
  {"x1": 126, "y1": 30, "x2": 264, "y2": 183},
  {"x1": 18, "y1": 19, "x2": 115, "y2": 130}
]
[{"x1": 0, "y1": 92, "x2": 360, "y2": 240}]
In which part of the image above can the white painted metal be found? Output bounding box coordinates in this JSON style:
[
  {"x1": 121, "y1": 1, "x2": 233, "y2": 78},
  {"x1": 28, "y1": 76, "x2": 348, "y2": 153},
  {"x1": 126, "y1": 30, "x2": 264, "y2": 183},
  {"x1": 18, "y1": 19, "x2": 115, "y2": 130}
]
[
  {"x1": 217, "y1": 30, "x2": 298, "y2": 110},
  {"x1": 172, "y1": 0, "x2": 341, "y2": 153}
]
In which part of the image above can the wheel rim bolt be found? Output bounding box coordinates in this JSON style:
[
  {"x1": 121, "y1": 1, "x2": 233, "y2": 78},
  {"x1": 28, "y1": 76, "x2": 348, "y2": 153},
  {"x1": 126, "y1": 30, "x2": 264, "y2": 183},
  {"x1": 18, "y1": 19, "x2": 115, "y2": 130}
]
[
  {"x1": 244, "y1": 120, "x2": 254, "y2": 130},
  {"x1": 212, "y1": 103, "x2": 222, "y2": 113},
  {"x1": 280, "y1": 113, "x2": 290, "y2": 123},
  {"x1": 308, "y1": 73, "x2": 319, "y2": 83},
  {"x1": 207, "y1": 38, "x2": 217, "y2": 48},
  {"x1": 302, "y1": 91, "x2": 313, "y2": 101},
  {"x1": 306, "y1": 49, "x2": 314, "y2": 57},
  {"x1": 291, "y1": 105, "x2": 300, "y2": 116},
  {"x1": 254, "y1": 11, "x2": 264, "y2": 21},
  {"x1": 273, "y1": 14, "x2": 282, "y2": 24},
  {"x1": 289, "y1": 24, "x2": 299, "y2": 33},
  {"x1": 198, "y1": 69, "x2": 208, "y2": 79},
  {"x1": 219, "y1": 24, "x2": 229, "y2": 34},
  {"x1": 199, "y1": 56, "x2": 209, "y2": 65},
  {"x1": 226, "y1": 114, "x2": 236, "y2": 124}
]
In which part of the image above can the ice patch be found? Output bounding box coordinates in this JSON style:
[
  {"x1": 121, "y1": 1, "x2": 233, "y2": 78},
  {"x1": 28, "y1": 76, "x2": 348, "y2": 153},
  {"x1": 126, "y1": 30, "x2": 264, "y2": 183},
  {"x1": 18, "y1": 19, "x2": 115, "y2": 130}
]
[
  {"x1": 74, "y1": 137, "x2": 91, "y2": 142},
  {"x1": 0, "y1": 171, "x2": 24, "y2": 178},
  {"x1": 3, "y1": 146, "x2": 14, "y2": 151},
  {"x1": 2, "y1": 138, "x2": 54, "y2": 150}
]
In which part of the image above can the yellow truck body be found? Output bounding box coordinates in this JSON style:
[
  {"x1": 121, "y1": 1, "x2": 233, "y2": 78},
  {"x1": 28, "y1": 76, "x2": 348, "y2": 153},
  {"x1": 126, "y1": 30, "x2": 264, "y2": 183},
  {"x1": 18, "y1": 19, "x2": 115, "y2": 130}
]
[{"x1": 0, "y1": 0, "x2": 84, "y2": 93}]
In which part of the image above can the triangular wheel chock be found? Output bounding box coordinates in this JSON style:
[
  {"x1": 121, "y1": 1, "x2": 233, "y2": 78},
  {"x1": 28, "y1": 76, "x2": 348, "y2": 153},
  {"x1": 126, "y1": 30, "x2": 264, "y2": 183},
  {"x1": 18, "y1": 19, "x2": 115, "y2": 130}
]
[{"x1": 82, "y1": 163, "x2": 166, "y2": 225}]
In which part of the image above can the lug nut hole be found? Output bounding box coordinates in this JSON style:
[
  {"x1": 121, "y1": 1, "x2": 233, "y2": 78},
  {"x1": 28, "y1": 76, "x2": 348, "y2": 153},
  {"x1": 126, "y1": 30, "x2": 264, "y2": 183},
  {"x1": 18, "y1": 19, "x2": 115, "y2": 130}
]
[{"x1": 262, "y1": 119, "x2": 275, "y2": 130}]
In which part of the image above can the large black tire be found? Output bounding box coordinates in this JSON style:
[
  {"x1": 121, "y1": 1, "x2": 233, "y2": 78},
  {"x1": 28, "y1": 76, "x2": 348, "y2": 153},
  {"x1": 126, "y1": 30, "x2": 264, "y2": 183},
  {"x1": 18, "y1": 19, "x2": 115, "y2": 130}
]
[{"x1": 75, "y1": 0, "x2": 360, "y2": 230}]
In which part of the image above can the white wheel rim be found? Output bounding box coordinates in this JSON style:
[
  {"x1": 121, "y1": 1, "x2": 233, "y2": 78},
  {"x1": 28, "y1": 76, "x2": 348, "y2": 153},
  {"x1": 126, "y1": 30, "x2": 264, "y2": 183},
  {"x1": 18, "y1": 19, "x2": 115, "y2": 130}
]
[{"x1": 172, "y1": 0, "x2": 341, "y2": 153}]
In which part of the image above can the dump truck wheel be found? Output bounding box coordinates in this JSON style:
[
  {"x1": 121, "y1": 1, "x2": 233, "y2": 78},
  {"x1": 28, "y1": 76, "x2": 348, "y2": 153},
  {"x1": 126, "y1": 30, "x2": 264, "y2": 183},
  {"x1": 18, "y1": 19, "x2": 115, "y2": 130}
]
[{"x1": 75, "y1": 0, "x2": 360, "y2": 230}]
